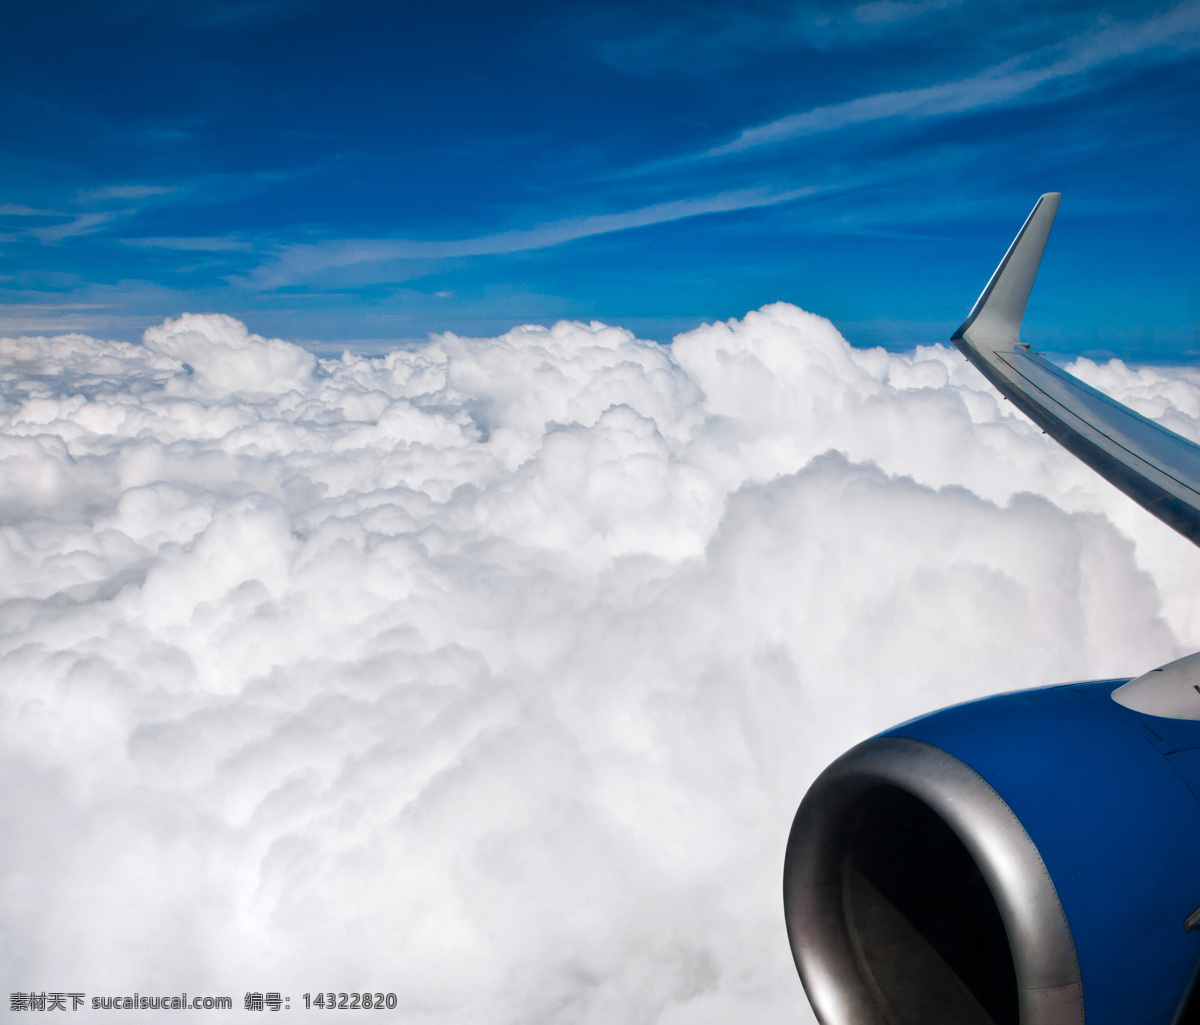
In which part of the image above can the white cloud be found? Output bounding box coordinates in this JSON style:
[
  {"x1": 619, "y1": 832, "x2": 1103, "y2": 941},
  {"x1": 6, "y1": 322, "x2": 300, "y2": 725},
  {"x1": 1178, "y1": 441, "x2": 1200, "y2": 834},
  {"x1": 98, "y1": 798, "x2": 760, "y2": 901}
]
[
  {"x1": 245, "y1": 187, "x2": 816, "y2": 290},
  {"x1": 79, "y1": 184, "x2": 179, "y2": 202},
  {"x1": 709, "y1": 0, "x2": 1200, "y2": 154},
  {"x1": 2, "y1": 306, "x2": 1198, "y2": 1020},
  {"x1": 142, "y1": 313, "x2": 315, "y2": 395},
  {"x1": 24, "y1": 185, "x2": 186, "y2": 245},
  {"x1": 121, "y1": 236, "x2": 254, "y2": 252},
  {"x1": 0, "y1": 203, "x2": 56, "y2": 217},
  {"x1": 852, "y1": 0, "x2": 960, "y2": 26},
  {"x1": 29, "y1": 212, "x2": 122, "y2": 243}
]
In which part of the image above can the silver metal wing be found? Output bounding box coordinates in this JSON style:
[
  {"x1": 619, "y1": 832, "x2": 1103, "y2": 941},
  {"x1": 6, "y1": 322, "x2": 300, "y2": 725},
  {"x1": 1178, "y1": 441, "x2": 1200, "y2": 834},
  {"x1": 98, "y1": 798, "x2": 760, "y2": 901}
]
[{"x1": 952, "y1": 193, "x2": 1200, "y2": 546}]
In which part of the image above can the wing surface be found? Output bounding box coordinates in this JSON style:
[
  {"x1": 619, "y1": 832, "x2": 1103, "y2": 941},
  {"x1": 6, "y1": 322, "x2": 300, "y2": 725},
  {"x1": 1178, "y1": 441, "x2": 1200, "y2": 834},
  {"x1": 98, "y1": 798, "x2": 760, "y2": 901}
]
[{"x1": 951, "y1": 194, "x2": 1200, "y2": 546}]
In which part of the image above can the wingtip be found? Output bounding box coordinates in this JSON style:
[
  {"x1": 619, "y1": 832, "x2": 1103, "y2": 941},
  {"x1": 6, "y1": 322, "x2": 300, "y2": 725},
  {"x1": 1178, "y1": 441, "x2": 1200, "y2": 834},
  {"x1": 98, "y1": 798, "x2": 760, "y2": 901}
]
[
  {"x1": 1036, "y1": 192, "x2": 1063, "y2": 219},
  {"x1": 952, "y1": 193, "x2": 1062, "y2": 350}
]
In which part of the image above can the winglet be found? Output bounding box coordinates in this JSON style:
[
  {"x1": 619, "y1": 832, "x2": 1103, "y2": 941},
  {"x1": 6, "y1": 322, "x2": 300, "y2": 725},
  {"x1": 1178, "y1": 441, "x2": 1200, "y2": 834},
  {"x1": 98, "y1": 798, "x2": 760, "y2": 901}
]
[{"x1": 952, "y1": 193, "x2": 1061, "y2": 351}]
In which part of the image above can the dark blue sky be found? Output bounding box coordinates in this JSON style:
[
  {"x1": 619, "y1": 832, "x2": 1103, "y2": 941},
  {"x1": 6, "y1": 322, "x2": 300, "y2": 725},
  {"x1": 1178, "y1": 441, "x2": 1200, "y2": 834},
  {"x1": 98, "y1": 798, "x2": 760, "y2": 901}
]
[{"x1": 2, "y1": 0, "x2": 1198, "y2": 357}]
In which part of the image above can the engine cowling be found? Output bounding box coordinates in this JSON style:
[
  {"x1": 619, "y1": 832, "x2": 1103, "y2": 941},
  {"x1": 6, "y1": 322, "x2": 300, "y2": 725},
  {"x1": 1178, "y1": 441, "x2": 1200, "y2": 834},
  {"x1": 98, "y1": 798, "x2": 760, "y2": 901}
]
[{"x1": 784, "y1": 678, "x2": 1200, "y2": 1025}]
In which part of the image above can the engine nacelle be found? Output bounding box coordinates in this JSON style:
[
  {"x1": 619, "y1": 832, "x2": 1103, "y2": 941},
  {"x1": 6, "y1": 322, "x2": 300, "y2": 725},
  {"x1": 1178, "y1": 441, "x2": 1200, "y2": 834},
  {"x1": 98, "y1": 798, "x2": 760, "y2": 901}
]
[{"x1": 784, "y1": 676, "x2": 1200, "y2": 1025}]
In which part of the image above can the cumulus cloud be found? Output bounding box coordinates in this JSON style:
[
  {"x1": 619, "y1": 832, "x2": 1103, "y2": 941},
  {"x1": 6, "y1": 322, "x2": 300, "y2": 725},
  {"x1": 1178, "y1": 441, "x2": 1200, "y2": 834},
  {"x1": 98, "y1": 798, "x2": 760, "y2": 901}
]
[{"x1": 2, "y1": 305, "x2": 1200, "y2": 1021}]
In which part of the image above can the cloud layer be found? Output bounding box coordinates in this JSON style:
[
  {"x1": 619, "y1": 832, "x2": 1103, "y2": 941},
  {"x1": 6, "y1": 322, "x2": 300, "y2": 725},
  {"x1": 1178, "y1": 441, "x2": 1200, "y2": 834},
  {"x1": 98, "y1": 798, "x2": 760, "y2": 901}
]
[{"x1": 3, "y1": 308, "x2": 1200, "y2": 1021}]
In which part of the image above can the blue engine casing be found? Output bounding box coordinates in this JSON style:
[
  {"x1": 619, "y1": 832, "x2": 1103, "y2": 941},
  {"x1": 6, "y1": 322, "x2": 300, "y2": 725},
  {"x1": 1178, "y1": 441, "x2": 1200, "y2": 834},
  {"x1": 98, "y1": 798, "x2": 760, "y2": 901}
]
[
  {"x1": 893, "y1": 681, "x2": 1200, "y2": 1024},
  {"x1": 784, "y1": 680, "x2": 1200, "y2": 1025}
]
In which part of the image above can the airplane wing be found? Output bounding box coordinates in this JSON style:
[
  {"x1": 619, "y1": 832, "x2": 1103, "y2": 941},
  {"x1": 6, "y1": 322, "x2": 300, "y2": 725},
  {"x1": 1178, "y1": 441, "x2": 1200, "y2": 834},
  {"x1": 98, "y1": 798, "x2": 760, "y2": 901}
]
[{"x1": 951, "y1": 193, "x2": 1200, "y2": 546}]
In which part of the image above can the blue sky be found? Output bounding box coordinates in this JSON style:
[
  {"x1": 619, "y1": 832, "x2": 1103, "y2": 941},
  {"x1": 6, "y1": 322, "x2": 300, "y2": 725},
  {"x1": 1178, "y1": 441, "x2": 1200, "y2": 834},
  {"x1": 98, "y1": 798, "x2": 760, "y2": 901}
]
[{"x1": 2, "y1": 0, "x2": 1198, "y2": 358}]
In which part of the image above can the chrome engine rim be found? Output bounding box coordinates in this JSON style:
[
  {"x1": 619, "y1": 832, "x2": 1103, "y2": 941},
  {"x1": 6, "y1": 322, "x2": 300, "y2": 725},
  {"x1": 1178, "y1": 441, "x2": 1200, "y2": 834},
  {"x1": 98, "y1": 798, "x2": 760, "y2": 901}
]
[{"x1": 783, "y1": 736, "x2": 1083, "y2": 1025}]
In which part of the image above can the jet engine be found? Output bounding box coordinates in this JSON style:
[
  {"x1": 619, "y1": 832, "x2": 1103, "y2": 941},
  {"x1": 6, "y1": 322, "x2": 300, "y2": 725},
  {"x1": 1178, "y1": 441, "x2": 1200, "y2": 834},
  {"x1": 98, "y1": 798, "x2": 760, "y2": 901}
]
[
  {"x1": 784, "y1": 196, "x2": 1200, "y2": 1025},
  {"x1": 784, "y1": 671, "x2": 1200, "y2": 1025}
]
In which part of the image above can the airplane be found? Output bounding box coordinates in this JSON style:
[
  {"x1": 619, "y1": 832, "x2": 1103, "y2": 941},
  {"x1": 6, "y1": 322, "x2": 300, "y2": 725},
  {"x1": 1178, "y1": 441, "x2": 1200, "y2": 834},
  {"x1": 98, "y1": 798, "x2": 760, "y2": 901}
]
[{"x1": 783, "y1": 194, "x2": 1200, "y2": 1025}]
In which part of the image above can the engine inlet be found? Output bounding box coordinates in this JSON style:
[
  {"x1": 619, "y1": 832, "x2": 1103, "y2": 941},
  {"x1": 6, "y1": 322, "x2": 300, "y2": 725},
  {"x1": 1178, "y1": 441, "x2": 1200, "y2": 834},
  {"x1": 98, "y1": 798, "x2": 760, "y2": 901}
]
[{"x1": 783, "y1": 737, "x2": 1082, "y2": 1025}]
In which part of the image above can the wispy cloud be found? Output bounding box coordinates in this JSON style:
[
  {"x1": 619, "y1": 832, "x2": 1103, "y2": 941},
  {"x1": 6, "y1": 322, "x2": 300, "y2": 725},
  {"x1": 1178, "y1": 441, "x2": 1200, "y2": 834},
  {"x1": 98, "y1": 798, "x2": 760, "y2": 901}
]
[
  {"x1": 852, "y1": 0, "x2": 959, "y2": 25},
  {"x1": 122, "y1": 236, "x2": 254, "y2": 252},
  {"x1": 246, "y1": 186, "x2": 818, "y2": 289},
  {"x1": 78, "y1": 184, "x2": 179, "y2": 202},
  {"x1": 0, "y1": 203, "x2": 56, "y2": 217},
  {"x1": 573, "y1": 0, "x2": 963, "y2": 77},
  {"x1": 708, "y1": 0, "x2": 1200, "y2": 156},
  {"x1": 21, "y1": 170, "x2": 311, "y2": 249},
  {"x1": 30, "y1": 212, "x2": 124, "y2": 243}
]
